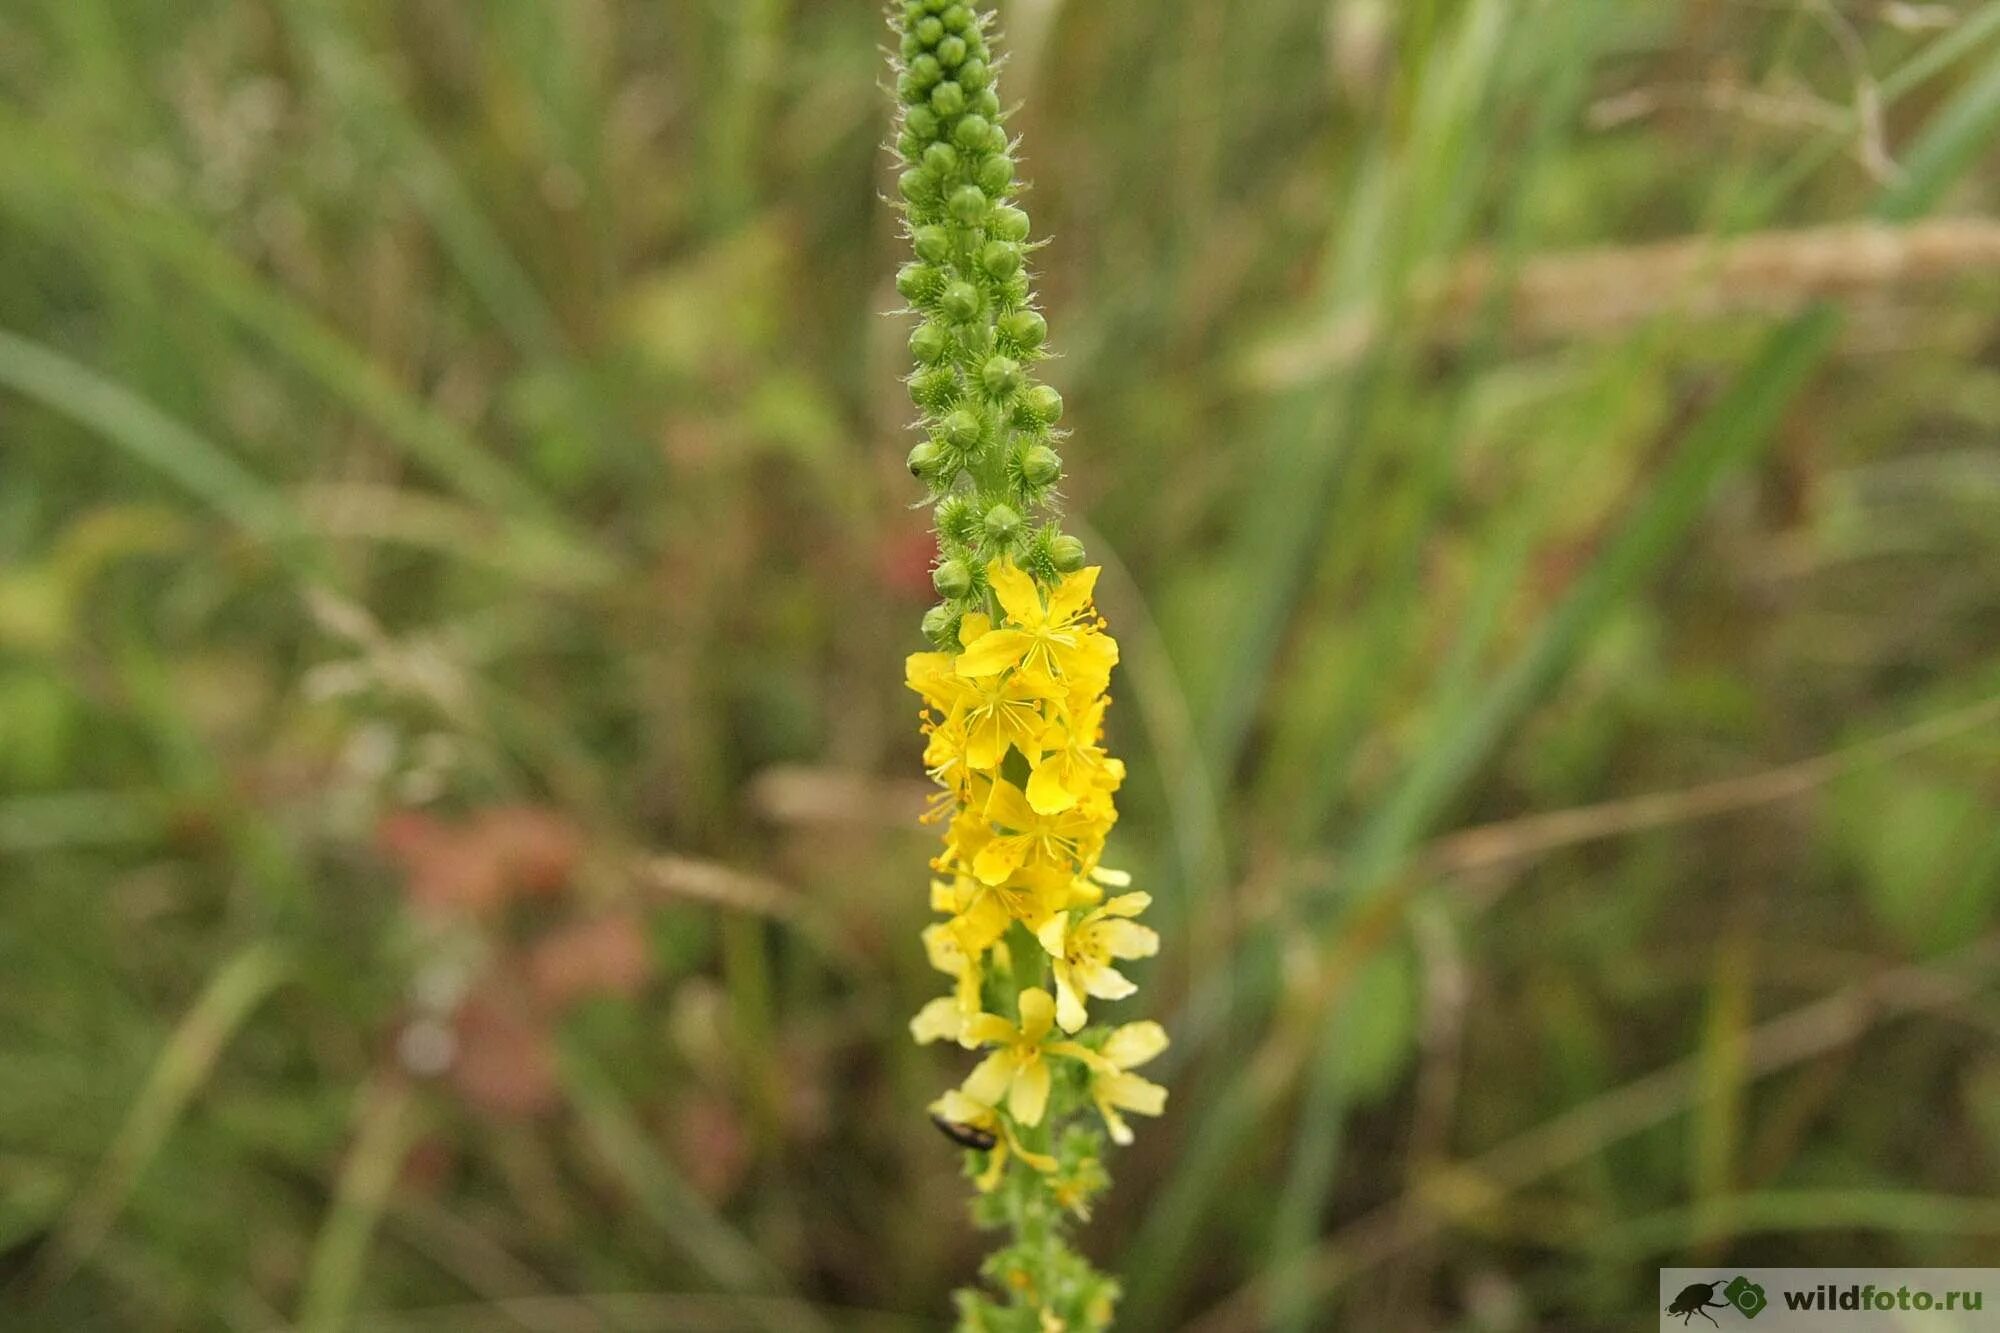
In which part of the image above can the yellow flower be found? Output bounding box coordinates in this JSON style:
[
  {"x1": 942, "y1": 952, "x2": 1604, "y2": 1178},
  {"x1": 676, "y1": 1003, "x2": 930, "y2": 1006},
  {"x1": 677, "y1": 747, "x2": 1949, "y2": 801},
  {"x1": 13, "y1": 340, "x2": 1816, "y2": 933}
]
[
  {"x1": 958, "y1": 668, "x2": 1060, "y2": 771},
  {"x1": 1025, "y1": 692, "x2": 1121, "y2": 815},
  {"x1": 971, "y1": 779, "x2": 1109, "y2": 886},
  {"x1": 1082, "y1": 1020, "x2": 1169, "y2": 1145},
  {"x1": 960, "y1": 987, "x2": 1096, "y2": 1127},
  {"x1": 935, "y1": 868, "x2": 1067, "y2": 956},
  {"x1": 929, "y1": 1088, "x2": 1056, "y2": 1192},
  {"x1": 1036, "y1": 891, "x2": 1159, "y2": 1033},
  {"x1": 955, "y1": 561, "x2": 1118, "y2": 692}
]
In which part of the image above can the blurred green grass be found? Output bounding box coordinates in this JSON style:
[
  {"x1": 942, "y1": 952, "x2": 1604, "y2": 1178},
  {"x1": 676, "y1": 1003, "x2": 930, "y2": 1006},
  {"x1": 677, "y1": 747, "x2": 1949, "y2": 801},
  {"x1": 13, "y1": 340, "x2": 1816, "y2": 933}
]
[{"x1": 3, "y1": 1, "x2": 2000, "y2": 1329}]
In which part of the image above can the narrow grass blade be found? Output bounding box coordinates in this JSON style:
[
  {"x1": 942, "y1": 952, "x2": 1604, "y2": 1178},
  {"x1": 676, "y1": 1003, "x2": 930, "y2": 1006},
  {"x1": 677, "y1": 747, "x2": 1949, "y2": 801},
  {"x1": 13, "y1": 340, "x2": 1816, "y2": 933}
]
[
  {"x1": 298, "y1": 1078, "x2": 422, "y2": 1333},
  {"x1": 557, "y1": 1043, "x2": 812, "y2": 1328},
  {"x1": 34, "y1": 941, "x2": 291, "y2": 1291},
  {"x1": 0, "y1": 328, "x2": 293, "y2": 541}
]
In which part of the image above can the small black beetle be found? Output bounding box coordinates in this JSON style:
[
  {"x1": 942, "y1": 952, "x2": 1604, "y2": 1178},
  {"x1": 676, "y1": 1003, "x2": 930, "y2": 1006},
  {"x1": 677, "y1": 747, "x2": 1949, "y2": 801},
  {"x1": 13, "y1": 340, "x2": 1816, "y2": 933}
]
[{"x1": 930, "y1": 1112, "x2": 998, "y2": 1152}]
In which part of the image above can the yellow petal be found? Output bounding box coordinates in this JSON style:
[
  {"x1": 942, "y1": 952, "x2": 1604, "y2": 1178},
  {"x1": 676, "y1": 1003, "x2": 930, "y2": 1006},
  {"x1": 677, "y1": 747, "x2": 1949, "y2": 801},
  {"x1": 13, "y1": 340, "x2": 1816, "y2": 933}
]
[
  {"x1": 1009, "y1": 1135, "x2": 1058, "y2": 1174},
  {"x1": 905, "y1": 650, "x2": 955, "y2": 696},
  {"x1": 975, "y1": 1142, "x2": 1008, "y2": 1192},
  {"x1": 962, "y1": 1013, "x2": 1019, "y2": 1048},
  {"x1": 921, "y1": 923, "x2": 964, "y2": 976},
  {"x1": 1101, "y1": 1020, "x2": 1169, "y2": 1070},
  {"x1": 1094, "y1": 919, "x2": 1159, "y2": 960},
  {"x1": 983, "y1": 779, "x2": 1038, "y2": 831},
  {"x1": 1016, "y1": 986, "x2": 1057, "y2": 1042},
  {"x1": 1102, "y1": 890, "x2": 1150, "y2": 916},
  {"x1": 1025, "y1": 754, "x2": 1080, "y2": 815},
  {"x1": 958, "y1": 612, "x2": 992, "y2": 646},
  {"x1": 910, "y1": 996, "x2": 963, "y2": 1045},
  {"x1": 952, "y1": 890, "x2": 1012, "y2": 954},
  {"x1": 1047, "y1": 566, "x2": 1100, "y2": 624},
  {"x1": 1053, "y1": 965, "x2": 1089, "y2": 1033},
  {"x1": 962, "y1": 1049, "x2": 1017, "y2": 1107},
  {"x1": 1103, "y1": 1069, "x2": 1168, "y2": 1117},
  {"x1": 1081, "y1": 964, "x2": 1137, "y2": 1002},
  {"x1": 1034, "y1": 913, "x2": 1069, "y2": 958},
  {"x1": 1009, "y1": 1055, "x2": 1051, "y2": 1125},
  {"x1": 961, "y1": 713, "x2": 1004, "y2": 771},
  {"x1": 985, "y1": 559, "x2": 1045, "y2": 627},
  {"x1": 956, "y1": 627, "x2": 1033, "y2": 678},
  {"x1": 972, "y1": 836, "x2": 1025, "y2": 886},
  {"x1": 1097, "y1": 1099, "x2": 1133, "y2": 1146},
  {"x1": 931, "y1": 1089, "x2": 995, "y2": 1127}
]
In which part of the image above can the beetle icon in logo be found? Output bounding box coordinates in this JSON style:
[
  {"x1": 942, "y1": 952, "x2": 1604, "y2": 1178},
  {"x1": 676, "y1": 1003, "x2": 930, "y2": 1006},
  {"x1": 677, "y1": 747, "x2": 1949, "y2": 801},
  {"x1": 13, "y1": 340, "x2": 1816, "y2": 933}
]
[
  {"x1": 1667, "y1": 1280, "x2": 1731, "y2": 1325},
  {"x1": 1667, "y1": 1276, "x2": 1766, "y2": 1324}
]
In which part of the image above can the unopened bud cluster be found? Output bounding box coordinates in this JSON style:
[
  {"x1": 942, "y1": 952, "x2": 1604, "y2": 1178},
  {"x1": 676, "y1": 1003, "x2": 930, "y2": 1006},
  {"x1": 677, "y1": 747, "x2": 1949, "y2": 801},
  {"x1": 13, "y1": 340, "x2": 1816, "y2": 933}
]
[{"x1": 890, "y1": 0, "x2": 1084, "y2": 648}]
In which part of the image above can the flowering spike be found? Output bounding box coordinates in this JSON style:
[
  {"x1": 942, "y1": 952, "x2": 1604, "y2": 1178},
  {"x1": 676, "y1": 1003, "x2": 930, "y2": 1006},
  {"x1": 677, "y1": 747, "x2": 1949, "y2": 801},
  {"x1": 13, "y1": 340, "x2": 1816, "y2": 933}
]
[{"x1": 888, "y1": 5, "x2": 1159, "y2": 1328}]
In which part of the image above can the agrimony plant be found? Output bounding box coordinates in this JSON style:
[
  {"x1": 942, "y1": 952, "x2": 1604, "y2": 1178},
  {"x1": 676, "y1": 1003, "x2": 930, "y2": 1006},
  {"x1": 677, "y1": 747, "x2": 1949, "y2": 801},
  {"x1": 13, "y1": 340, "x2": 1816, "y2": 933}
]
[{"x1": 886, "y1": 3, "x2": 1167, "y2": 1329}]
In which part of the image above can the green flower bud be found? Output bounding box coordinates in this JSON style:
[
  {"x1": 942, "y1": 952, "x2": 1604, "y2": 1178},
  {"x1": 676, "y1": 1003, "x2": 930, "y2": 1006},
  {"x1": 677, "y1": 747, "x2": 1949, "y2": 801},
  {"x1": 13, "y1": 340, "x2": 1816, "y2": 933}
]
[
  {"x1": 998, "y1": 308, "x2": 1046, "y2": 351},
  {"x1": 953, "y1": 114, "x2": 991, "y2": 151},
  {"x1": 979, "y1": 239, "x2": 1021, "y2": 279},
  {"x1": 896, "y1": 72, "x2": 922, "y2": 104},
  {"x1": 922, "y1": 141, "x2": 958, "y2": 181},
  {"x1": 942, "y1": 4, "x2": 972, "y2": 33},
  {"x1": 936, "y1": 35, "x2": 967, "y2": 68},
  {"x1": 971, "y1": 87, "x2": 1000, "y2": 118},
  {"x1": 1020, "y1": 383, "x2": 1064, "y2": 425},
  {"x1": 895, "y1": 261, "x2": 939, "y2": 302},
  {"x1": 909, "y1": 321, "x2": 950, "y2": 363},
  {"x1": 983, "y1": 502, "x2": 1022, "y2": 541},
  {"x1": 929, "y1": 80, "x2": 965, "y2": 117},
  {"x1": 995, "y1": 269, "x2": 1031, "y2": 308},
  {"x1": 896, "y1": 131, "x2": 923, "y2": 162},
  {"x1": 1049, "y1": 532, "x2": 1087, "y2": 572},
  {"x1": 976, "y1": 154, "x2": 1014, "y2": 196},
  {"x1": 905, "y1": 104, "x2": 940, "y2": 140},
  {"x1": 897, "y1": 169, "x2": 930, "y2": 204},
  {"x1": 980, "y1": 354, "x2": 1022, "y2": 397},
  {"x1": 958, "y1": 58, "x2": 991, "y2": 91},
  {"x1": 909, "y1": 54, "x2": 942, "y2": 89},
  {"x1": 1020, "y1": 444, "x2": 1062, "y2": 486},
  {"x1": 907, "y1": 440, "x2": 948, "y2": 478},
  {"x1": 912, "y1": 224, "x2": 952, "y2": 263},
  {"x1": 941, "y1": 408, "x2": 982, "y2": 451},
  {"x1": 903, "y1": 2, "x2": 927, "y2": 25},
  {"x1": 921, "y1": 603, "x2": 957, "y2": 645},
  {"x1": 948, "y1": 183, "x2": 987, "y2": 224},
  {"x1": 909, "y1": 366, "x2": 959, "y2": 412},
  {"x1": 992, "y1": 205, "x2": 1030, "y2": 242},
  {"x1": 939, "y1": 279, "x2": 980, "y2": 323},
  {"x1": 916, "y1": 15, "x2": 944, "y2": 44},
  {"x1": 932, "y1": 558, "x2": 973, "y2": 598},
  {"x1": 901, "y1": 31, "x2": 925, "y2": 61},
  {"x1": 936, "y1": 494, "x2": 980, "y2": 545}
]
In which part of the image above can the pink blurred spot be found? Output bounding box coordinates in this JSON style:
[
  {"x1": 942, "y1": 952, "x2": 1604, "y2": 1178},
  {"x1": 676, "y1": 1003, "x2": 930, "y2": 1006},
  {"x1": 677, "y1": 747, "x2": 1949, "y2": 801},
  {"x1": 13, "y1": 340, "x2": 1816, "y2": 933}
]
[
  {"x1": 528, "y1": 912, "x2": 654, "y2": 1009},
  {"x1": 451, "y1": 984, "x2": 561, "y2": 1117}
]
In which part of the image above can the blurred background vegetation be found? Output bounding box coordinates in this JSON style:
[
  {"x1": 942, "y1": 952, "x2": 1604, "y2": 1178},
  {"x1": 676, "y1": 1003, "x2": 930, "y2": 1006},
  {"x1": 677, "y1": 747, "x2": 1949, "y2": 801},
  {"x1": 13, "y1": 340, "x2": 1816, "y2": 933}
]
[{"x1": 3, "y1": 0, "x2": 2000, "y2": 1329}]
